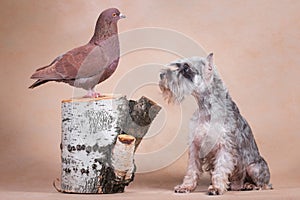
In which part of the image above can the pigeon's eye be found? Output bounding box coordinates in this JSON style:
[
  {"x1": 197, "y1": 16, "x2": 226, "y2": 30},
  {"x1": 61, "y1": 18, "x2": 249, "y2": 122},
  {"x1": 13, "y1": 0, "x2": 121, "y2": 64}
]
[{"x1": 112, "y1": 13, "x2": 117, "y2": 17}]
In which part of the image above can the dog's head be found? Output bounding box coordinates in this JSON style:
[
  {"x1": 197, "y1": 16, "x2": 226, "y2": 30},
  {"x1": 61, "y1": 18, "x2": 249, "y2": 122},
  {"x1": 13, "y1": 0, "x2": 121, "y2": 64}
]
[{"x1": 159, "y1": 53, "x2": 215, "y2": 103}]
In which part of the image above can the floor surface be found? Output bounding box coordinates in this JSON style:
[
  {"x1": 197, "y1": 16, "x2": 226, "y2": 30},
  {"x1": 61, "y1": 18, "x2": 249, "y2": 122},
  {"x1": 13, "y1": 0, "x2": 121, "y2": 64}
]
[{"x1": 1, "y1": 174, "x2": 299, "y2": 200}]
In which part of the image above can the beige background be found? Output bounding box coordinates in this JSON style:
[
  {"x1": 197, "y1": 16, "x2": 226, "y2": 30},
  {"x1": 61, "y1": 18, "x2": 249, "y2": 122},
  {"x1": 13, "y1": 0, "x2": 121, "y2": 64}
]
[{"x1": 0, "y1": 0, "x2": 299, "y2": 199}]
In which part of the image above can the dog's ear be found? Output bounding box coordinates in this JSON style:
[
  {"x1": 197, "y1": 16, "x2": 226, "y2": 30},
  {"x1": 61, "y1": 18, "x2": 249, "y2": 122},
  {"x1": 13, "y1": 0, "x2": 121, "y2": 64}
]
[
  {"x1": 206, "y1": 53, "x2": 214, "y2": 70},
  {"x1": 203, "y1": 53, "x2": 214, "y2": 82}
]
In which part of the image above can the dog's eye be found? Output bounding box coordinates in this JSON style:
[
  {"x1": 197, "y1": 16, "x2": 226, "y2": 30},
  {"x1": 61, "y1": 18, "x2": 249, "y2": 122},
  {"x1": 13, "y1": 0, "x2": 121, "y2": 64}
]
[
  {"x1": 180, "y1": 63, "x2": 195, "y2": 82},
  {"x1": 183, "y1": 63, "x2": 191, "y2": 73},
  {"x1": 183, "y1": 63, "x2": 190, "y2": 69}
]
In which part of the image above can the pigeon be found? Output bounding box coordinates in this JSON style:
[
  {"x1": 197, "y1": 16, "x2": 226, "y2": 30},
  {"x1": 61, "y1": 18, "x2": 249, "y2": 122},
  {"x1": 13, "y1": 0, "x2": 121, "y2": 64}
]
[{"x1": 29, "y1": 8, "x2": 125, "y2": 98}]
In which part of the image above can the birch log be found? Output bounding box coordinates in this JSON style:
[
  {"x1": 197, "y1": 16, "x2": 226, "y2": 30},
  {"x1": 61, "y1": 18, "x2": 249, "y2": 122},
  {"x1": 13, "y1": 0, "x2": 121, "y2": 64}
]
[{"x1": 59, "y1": 95, "x2": 161, "y2": 194}]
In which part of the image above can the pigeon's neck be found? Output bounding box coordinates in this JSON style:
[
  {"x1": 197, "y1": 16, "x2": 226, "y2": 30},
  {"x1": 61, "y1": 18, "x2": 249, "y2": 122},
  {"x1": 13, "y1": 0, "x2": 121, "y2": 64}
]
[{"x1": 89, "y1": 21, "x2": 118, "y2": 45}]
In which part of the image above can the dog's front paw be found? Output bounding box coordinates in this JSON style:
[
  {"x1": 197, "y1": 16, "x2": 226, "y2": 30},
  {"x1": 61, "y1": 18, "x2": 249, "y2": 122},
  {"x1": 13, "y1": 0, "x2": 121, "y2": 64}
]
[
  {"x1": 207, "y1": 185, "x2": 224, "y2": 195},
  {"x1": 174, "y1": 184, "x2": 196, "y2": 193}
]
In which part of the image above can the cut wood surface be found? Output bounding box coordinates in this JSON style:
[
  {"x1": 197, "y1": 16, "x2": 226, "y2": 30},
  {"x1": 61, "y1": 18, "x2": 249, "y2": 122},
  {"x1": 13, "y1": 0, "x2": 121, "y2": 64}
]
[{"x1": 59, "y1": 95, "x2": 161, "y2": 194}]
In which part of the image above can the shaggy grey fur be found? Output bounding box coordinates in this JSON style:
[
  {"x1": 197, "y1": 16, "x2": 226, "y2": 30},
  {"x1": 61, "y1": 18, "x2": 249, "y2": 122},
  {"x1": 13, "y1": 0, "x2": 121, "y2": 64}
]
[{"x1": 159, "y1": 53, "x2": 272, "y2": 195}]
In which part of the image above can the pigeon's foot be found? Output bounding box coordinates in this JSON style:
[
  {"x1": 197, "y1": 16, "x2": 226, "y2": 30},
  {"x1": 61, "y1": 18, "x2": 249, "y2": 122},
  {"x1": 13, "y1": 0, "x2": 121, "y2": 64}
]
[{"x1": 84, "y1": 90, "x2": 102, "y2": 98}]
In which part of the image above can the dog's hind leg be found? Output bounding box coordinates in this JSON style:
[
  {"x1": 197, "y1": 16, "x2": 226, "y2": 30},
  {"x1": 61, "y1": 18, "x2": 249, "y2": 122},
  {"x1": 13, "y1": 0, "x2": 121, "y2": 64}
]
[{"x1": 244, "y1": 157, "x2": 272, "y2": 190}]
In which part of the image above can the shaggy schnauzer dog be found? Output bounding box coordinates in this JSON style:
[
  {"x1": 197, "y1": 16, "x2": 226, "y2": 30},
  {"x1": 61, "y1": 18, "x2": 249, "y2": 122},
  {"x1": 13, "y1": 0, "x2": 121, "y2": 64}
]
[{"x1": 159, "y1": 53, "x2": 271, "y2": 195}]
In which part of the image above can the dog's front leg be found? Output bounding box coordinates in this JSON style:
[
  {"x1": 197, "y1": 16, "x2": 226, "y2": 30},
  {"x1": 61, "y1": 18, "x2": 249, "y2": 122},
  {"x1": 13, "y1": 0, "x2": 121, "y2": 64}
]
[
  {"x1": 174, "y1": 142, "x2": 201, "y2": 193},
  {"x1": 208, "y1": 148, "x2": 234, "y2": 195}
]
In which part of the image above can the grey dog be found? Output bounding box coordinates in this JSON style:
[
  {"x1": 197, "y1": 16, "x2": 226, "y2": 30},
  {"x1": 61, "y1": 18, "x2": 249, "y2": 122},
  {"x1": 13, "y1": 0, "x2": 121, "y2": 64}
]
[{"x1": 159, "y1": 53, "x2": 272, "y2": 195}]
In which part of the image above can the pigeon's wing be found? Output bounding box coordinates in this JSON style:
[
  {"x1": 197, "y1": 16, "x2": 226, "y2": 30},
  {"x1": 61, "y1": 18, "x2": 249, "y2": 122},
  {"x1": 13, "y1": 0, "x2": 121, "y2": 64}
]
[
  {"x1": 30, "y1": 55, "x2": 65, "y2": 80},
  {"x1": 54, "y1": 44, "x2": 110, "y2": 80},
  {"x1": 28, "y1": 45, "x2": 107, "y2": 89},
  {"x1": 31, "y1": 32, "x2": 120, "y2": 82},
  {"x1": 30, "y1": 44, "x2": 109, "y2": 80}
]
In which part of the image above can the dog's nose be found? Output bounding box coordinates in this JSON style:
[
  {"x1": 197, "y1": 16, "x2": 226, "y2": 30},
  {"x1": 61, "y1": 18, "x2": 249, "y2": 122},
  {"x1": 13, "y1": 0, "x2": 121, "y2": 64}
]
[{"x1": 160, "y1": 72, "x2": 165, "y2": 80}]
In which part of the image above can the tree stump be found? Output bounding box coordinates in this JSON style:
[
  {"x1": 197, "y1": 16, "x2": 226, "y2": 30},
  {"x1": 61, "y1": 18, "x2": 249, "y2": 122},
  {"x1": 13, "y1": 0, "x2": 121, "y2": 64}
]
[{"x1": 57, "y1": 95, "x2": 161, "y2": 194}]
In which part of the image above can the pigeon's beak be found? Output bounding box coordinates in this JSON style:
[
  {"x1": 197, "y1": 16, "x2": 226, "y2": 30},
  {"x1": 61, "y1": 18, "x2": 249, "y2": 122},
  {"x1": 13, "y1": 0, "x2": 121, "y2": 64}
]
[{"x1": 119, "y1": 13, "x2": 126, "y2": 19}]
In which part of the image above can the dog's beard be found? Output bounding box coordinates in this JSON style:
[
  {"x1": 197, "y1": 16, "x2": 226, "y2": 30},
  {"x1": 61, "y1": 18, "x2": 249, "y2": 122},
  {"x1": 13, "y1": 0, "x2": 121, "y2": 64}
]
[{"x1": 159, "y1": 84, "x2": 176, "y2": 103}]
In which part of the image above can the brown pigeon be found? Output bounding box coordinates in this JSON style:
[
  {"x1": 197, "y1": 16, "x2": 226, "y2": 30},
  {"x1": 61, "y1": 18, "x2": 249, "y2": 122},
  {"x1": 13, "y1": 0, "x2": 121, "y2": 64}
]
[{"x1": 29, "y1": 8, "x2": 125, "y2": 98}]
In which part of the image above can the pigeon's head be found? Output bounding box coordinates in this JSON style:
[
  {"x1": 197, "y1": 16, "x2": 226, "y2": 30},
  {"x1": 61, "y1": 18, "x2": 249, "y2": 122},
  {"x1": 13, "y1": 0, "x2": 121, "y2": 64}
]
[{"x1": 101, "y1": 8, "x2": 126, "y2": 23}]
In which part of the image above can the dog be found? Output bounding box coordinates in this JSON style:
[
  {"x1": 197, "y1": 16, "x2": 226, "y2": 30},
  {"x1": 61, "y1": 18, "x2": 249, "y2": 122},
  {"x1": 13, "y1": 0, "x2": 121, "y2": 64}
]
[{"x1": 159, "y1": 53, "x2": 272, "y2": 195}]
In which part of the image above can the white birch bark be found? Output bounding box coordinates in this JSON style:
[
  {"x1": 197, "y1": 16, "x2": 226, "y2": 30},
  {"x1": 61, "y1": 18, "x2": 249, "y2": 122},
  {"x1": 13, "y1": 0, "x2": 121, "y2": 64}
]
[{"x1": 58, "y1": 95, "x2": 161, "y2": 194}]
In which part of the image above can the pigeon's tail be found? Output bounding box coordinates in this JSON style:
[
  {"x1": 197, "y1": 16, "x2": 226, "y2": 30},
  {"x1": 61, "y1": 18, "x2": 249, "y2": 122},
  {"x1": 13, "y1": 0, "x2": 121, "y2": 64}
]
[{"x1": 29, "y1": 79, "x2": 50, "y2": 89}]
